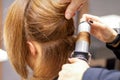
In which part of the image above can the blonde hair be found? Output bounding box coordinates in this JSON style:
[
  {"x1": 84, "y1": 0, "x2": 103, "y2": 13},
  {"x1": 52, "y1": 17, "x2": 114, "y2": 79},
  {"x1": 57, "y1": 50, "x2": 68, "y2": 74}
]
[{"x1": 4, "y1": 0, "x2": 75, "y2": 79}]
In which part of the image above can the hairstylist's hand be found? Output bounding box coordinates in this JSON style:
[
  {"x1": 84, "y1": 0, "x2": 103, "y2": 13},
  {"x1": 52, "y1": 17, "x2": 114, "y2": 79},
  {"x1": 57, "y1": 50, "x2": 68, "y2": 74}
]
[
  {"x1": 81, "y1": 14, "x2": 118, "y2": 43},
  {"x1": 58, "y1": 0, "x2": 87, "y2": 19},
  {"x1": 58, "y1": 58, "x2": 89, "y2": 80}
]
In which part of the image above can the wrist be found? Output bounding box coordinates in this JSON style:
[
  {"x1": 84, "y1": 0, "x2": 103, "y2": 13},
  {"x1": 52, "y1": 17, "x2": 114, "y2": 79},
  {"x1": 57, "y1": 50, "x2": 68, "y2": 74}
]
[
  {"x1": 106, "y1": 34, "x2": 120, "y2": 47},
  {"x1": 106, "y1": 30, "x2": 117, "y2": 43}
]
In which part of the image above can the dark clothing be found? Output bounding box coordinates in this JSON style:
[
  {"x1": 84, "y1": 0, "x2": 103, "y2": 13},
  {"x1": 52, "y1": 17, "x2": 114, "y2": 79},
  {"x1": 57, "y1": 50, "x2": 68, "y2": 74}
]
[
  {"x1": 106, "y1": 28, "x2": 120, "y2": 59},
  {"x1": 83, "y1": 32, "x2": 120, "y2": 80},
  {"x1": 83, "y1": 68, "x2": 120, "y2": 80},
  {"x1": 83, "y1": 45, "x2": 120, "y2": 80},
  {"x1": 106, "y1": 43, "x2": 120, "y2": 59}
]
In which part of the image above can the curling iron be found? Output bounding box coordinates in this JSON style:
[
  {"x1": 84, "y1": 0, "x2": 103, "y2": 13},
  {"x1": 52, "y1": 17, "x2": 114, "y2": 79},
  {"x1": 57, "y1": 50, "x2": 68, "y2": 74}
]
[
  {"x1": 55, "y1": 21, "x2": 91, "y2": 80},
  {"x1": 72, "y1": 21, "x2": 91, "y2": 62}
]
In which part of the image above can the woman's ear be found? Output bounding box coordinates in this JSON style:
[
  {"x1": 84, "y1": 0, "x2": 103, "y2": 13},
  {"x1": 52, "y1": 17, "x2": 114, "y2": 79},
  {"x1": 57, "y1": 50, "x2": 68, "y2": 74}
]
[{"x1": 27, "y1": 41, "x2": 36, "y2": 56}]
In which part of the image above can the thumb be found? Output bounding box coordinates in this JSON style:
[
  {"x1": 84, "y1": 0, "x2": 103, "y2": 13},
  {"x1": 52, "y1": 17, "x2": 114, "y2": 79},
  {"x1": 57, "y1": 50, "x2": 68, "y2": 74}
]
[{"x1": 68, "y1": 58, "x2": 81, "y2": 63}]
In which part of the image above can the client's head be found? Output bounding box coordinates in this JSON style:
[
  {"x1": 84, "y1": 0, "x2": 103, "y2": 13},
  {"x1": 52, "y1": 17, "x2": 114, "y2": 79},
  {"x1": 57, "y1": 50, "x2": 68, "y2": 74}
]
[{"x1": 4, "y1": 0, "x2": 75, "y2": 79}]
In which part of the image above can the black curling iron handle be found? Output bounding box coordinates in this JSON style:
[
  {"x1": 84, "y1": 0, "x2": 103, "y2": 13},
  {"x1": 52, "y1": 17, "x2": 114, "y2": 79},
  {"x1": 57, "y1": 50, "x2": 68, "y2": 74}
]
[{"x1": 72, "y1": 52, "x2": 89, "y2": 62}]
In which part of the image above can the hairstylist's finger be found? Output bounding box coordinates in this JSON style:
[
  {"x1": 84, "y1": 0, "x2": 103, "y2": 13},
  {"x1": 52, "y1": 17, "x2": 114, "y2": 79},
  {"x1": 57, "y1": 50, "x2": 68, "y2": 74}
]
[
  {"x1": 80, "y1": 14, "x2": 101, "y2": 22},
  {"x1": 78, "y1": 4, "x2": 84, "y2": 11},
  {"x1": 80, "y1": 14, "x2": 93, "y2": 22},
  {"x1": 89, "y1": 21, "x2": 109, "y2": 41},
  {"x1": 89, "y1": 20, "x2": 106, "y2": 29},
  {"x1": 65, "y1": 1, "x2": 81, "y2": 19},
  {"x1": 68, "y1": 58, "x2": 83, "y2": 63},
  {"x1": 80, "y1": 14, "x2": 87, "y2": 22}
]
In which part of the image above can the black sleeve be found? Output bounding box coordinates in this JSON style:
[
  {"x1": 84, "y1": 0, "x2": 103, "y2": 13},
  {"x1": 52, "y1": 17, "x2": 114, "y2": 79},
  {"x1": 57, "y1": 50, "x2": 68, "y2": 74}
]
[
  {"x1": 83, "y1": 68, "x2": 120, "y2": 80},
  {"x1": 106, "y1": 28, "x2": 120, "y2": 60},
  {"x1": 83, "y1": 28, "x2": 120, "y2": 80},
  {"x1": 106, "y1": 43, "x2": 120, "y2": 60}
]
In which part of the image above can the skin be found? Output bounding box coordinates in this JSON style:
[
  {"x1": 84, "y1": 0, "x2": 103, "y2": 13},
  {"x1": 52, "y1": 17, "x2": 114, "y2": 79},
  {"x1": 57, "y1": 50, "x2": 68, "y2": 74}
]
[
  {"x1": 58, "y1": 0, "x2": 87, "y2": 19},
  {"x1": 58, "y1": 14, "x2": 118, "y2": 80},
  {"x1": 81, "y1": 14, "x2": 117, "y2": 43},
  {"x1": 58, "y1": 58, "x2": 89, "y2": 80}
]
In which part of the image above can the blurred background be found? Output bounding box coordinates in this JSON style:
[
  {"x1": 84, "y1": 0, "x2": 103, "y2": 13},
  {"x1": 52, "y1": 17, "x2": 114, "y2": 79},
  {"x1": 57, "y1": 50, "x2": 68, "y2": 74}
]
[{"x1": 0, "y1": 0, "x2": 120, "y2": 80}]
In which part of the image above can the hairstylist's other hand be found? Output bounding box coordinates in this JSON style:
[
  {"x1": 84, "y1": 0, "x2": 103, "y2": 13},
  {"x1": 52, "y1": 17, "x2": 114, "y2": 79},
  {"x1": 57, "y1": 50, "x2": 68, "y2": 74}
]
[
  {"x1": 58, "y1": 58, "x2": 89, "y2": 80},
  {"x1": 58, "y1": 0, "x2": 87, "y2": 19},
  {"x1": 81, "y1": 14, "x2": 118, "y2": 43}
]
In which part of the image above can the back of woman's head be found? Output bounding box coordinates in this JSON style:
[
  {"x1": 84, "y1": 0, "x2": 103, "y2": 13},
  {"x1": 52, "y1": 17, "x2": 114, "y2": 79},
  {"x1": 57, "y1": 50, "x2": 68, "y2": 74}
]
[{"x1": 4, "y1": 0, "x2": 75, "y2": 79}]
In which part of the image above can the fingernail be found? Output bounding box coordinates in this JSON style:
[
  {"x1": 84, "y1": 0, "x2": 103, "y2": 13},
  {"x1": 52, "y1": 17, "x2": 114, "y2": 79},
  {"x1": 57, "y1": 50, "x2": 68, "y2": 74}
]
[
  {"x1": 89, "y1": 20, "x2": 93, "y2": 24},
  {"x1": 65, "y1": 13, "x2": 71, "y2": 20}
]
